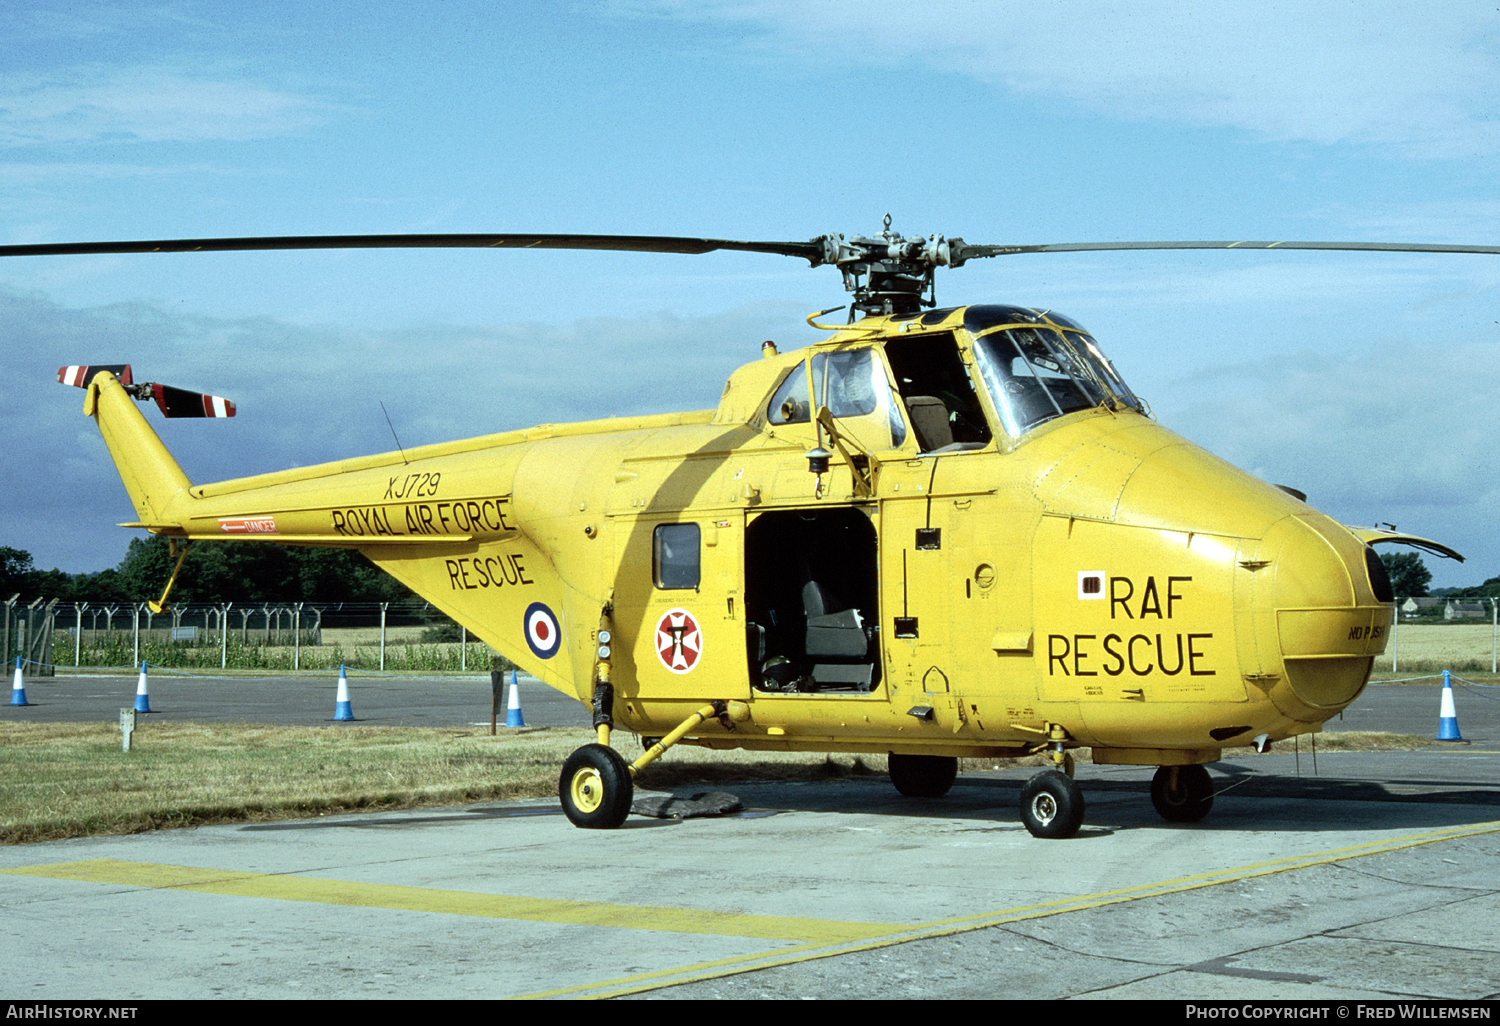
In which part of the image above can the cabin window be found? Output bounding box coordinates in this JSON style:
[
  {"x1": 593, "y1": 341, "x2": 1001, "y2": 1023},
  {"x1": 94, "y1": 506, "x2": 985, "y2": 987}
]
[{"x1": 653, "y1": 523, "x2": 701, "y2": 589}]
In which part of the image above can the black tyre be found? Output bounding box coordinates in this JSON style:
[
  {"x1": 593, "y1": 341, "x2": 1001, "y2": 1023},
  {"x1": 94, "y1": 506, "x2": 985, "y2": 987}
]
[
  {"x1": 1150, "y1": 764, "x2": 1214, "y2": 823},
  {"x1": 888, "y1": 753, "x2": 958, "y2": 798},
  {"x1": 559, "y1": 744, "x2": 634, "y2": 829},
  {"x1": 1019, "y1": 769, "x2": 1085, "y2": 839}
]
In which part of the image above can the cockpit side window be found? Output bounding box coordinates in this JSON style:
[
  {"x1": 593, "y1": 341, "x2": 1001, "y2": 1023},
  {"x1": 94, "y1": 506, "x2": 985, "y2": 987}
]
[
  {"x1": 883, "y1": 332, "x2": 992, "y2": 452},
  {"x1": 767, "y1": 349, "x2": 908, "y2": 450},
  {"x1": 766, "y1": 363, "x2": 811, "y2": 425}
]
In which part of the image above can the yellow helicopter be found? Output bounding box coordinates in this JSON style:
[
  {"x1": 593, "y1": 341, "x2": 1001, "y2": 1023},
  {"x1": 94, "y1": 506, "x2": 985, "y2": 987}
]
[{"x1": 15, "y1": 221, "x2": 1481, "y2": 838}]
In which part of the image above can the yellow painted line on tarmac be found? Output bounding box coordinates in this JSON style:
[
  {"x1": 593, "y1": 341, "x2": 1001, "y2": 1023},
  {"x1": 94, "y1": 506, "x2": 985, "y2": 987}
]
[
  {"x1": 8, "y1": 819, "x2": 1500, "y2": 999},
  {"x1": 0, "y1": 859, "x2": 899, "y2": 945},
  {"x1": 523, "y1": 817, "x2": 1500, "y2": 999}
]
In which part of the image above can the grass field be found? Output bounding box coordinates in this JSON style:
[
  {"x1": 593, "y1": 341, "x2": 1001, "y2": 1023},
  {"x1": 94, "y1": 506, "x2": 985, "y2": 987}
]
[
  {"x1": 0, "y1": 722, "x2": 1444, "y2": 845},
  {"x1": 1382, "y1": 622, "x2": 1499, "y2": 672}
]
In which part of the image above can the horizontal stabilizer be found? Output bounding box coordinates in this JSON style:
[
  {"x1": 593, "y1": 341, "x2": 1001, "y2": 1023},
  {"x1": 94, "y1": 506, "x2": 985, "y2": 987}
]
[{"x1": 58, "y1": 364, "x2": 133, "y2": 387}]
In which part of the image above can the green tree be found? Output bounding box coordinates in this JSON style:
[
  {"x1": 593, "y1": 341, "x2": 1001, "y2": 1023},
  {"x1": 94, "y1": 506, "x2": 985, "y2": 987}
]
[
  {"x1": 113, "y1": 535, "x2": 411, "y2": 603},
  {"x1": 4, "y1": 537, "x2": 415, "y2": 604},
  {"x1": 1380, "y1": 552, "x2": 1431, "y2": 599},
  {"x1": 0, "y1": 547, "x2": 35, "y2": 597}
]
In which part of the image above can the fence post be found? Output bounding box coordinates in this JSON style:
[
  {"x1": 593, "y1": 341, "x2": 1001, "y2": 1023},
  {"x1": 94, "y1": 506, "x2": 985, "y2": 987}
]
[
  {"x1": 22, "y1": 599, "x2": 40, "y2": 675},
  {"x1": 3, "y1": 594, "x2": 17, "y2": 665},
  {"x1": 1390, "y1": 604, "x2": 1398, "y2": 673},
  {"x1": 380, "y1": 602, "x2": 388, "y2": 672},
  {"x1": 40, "y1": 599, "x2": 58, "y2": 676},
  {"x1": 221, "y1": 602, "x2": 232, "y2": 669},
  {"x1": 293, "y1": 602, "x2": 303, "y2": 670},
  {"x1": 74, "y1": 602, "x2": 87, "y2": 665}
]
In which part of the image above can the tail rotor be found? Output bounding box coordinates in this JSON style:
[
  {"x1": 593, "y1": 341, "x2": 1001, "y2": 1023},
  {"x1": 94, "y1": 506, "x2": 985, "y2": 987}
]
[{"x1": 58, "y1": 365, "x2": 236, "y2": 418}]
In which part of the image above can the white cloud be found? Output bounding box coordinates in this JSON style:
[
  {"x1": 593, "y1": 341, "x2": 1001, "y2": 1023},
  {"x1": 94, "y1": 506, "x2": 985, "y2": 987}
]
[
  {"x1": 0, "y1": 286, "x2": 800, "y2": 571},
  {"x1": 0, "y1": 64, "x2": 337, "y2": 145},
  {"x1": 1162, "y1": 339, "x2": 1500, "y2": 582},
  {"x1": 623, "y1": 0, "x2": 1500, "y2": 157}
]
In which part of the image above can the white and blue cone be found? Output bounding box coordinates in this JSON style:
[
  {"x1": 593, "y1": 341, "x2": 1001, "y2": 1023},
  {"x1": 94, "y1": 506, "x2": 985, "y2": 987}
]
[
  {"x1": 1438, "y1": 670, "x2": 1463, "y2": 741},
  {"x1": 134, "y1": 661, "x2": 152, "y2": 713},
  {"x1": 505, "y1": 670, "x2": 526, "y2": 728},
  {"x1": 10, "y1": 657, "x2": 28, "y2": 706},
  {"x1": 335, "y1": 665, "x2": 355, "y2": 721}
]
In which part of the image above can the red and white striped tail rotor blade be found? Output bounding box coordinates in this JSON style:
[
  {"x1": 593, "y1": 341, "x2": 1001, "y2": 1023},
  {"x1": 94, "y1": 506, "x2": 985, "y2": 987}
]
[
  {"x1": 150, "y1": 382, "x2": 237, "y2": 418},
  {"x1": 57, "y1": 364, "x2": 133, "y2": 388}
]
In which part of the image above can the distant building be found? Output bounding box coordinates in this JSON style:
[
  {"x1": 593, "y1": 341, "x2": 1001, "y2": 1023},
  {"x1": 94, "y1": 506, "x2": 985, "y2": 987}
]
[
  {"x1": 1445, "y1": 600, "x2": 1488, "y2": 620},
  {"x1": 1401, "y1": 597, "x2": 1442, "y2": 617}
]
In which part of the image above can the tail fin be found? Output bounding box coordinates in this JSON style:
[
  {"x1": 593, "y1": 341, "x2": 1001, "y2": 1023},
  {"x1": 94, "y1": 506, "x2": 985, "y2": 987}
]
[{"x1": 62, "y1": 368, "x2": 235, "y2": 527}]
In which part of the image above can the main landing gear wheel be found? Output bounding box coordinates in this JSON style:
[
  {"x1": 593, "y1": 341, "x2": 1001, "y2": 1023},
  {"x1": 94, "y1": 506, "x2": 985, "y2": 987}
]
[
  {"x1": 1150, "y1": 764, "x2": 1214, "y2": 823},
  {"x1": 888, "y1": 753, "x2": 958, "y2": 798},
  {"x1": 1020, "y1": 769, "x2": 1085, "y2": 839},
  {"x1": 560, "y1": 743, "x2": 633, "y2": 829}
]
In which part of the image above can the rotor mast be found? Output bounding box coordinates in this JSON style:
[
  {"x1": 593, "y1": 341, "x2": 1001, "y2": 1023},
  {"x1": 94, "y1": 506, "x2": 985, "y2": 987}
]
[{"x1": 810, "y1": 215, "x2": 957, "y2": 317}]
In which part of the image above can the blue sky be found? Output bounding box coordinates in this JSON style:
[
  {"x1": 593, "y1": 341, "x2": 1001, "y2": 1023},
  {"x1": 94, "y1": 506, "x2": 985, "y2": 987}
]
[{"x1": 2, "y1": 0, "x2": 1498, "y2": 588}]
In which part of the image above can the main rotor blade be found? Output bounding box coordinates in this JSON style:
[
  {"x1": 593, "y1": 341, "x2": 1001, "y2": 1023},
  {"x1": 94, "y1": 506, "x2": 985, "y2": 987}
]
[
  {"x1": 0, "y1": 233, "x2": 825, "y2": 263},
  {"x1": 956, "y1": 240, "x2": 1500, "y2": 260}
]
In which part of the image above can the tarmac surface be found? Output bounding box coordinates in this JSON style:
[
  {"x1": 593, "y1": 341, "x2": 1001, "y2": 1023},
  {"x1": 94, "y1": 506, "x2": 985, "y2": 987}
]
[{"x1": 2, "y1": 669, "x2": 1498, "y2": 1001}]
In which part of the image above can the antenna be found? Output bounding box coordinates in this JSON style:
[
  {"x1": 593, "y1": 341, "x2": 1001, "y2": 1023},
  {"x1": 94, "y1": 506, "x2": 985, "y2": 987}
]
[{"x1": 380, "y1": 401, "x2": 409, "y2": 465}]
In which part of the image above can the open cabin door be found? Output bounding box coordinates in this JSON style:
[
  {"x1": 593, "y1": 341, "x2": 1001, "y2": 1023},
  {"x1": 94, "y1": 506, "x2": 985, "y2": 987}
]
[{"x1": 743, "y1": 506, "x2": 882, "y2": 695}]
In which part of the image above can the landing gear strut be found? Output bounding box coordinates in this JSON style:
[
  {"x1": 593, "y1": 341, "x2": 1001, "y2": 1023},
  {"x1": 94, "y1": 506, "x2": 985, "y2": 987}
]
[
  {"x1": 1017, "y1": 724, "x2": 1084, "y2": 839},
  {"x1": 558, "y1": 677, "x2": 735, "y2": 829}
]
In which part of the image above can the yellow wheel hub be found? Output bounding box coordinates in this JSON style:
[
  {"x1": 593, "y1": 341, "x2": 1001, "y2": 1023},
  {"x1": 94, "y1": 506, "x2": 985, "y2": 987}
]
[{"x1": 570, "y1": 767, "x2": 605, "y2": 813}]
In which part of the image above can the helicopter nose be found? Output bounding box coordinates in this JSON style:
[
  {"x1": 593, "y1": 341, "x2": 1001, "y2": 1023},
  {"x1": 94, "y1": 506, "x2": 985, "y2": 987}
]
[{"x1": 1242, "y1": 514, "x2": 1390, "y2": 719}]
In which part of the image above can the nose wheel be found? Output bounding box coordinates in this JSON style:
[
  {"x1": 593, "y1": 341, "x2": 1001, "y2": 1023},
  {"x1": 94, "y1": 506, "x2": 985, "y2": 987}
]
[{"x1": 1020, "y1": 769, "x2": 1085, "y2": 838}]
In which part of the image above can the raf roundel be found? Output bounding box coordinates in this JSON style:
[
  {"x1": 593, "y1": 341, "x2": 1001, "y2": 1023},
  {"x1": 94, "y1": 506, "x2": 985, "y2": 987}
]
[{"x1": 524, "y1": 602, "x2": 562, "y2": 659}]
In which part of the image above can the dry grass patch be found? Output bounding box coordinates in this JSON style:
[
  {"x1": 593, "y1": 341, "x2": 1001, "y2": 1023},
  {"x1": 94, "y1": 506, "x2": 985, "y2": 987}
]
[
  {"x1": 1232, "y1": 730, "x2": 1441, "y2": 752},
  {"x1": 0, "y1": 722, "x2": 593, "y2": 844},
  {"x1": 0, "y1": 723, "x2": 887, "y2": 844},
  {"x1": 0, "y1": 722, "x2": 1445, "y2": 844}
]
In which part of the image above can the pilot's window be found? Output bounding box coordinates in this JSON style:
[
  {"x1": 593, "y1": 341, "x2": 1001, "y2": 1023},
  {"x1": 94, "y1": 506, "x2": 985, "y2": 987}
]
[
  {"x1": 654, "y1": 523, "x2": 701, "y2": 589},
  {"x1": 813, "y1": 350, "x2": 878, "y2": 417},
  {"x1": 810, "y1": 349, "x2": 907, "y2": 449},
  {"x1": 883, "y1": 332, "x2": 992, "y2": 452},
  {"x1": 766, "y1": 364, "x2": 810, "y2": 424}
]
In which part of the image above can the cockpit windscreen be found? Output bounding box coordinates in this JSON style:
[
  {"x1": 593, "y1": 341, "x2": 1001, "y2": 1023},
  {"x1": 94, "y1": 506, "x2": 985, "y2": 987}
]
[{"x1": 972, "y1": 326, "x2": 1141, "y2": 438}]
